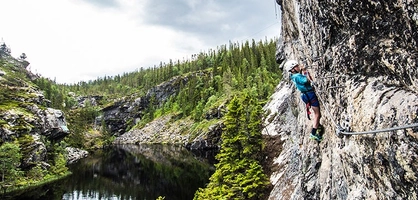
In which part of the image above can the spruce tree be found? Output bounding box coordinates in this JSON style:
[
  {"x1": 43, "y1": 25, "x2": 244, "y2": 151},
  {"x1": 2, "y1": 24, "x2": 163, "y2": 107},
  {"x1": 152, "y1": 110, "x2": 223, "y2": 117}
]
[{"x1": 194, "y1": 93, "x2": 269, "y2": 200}]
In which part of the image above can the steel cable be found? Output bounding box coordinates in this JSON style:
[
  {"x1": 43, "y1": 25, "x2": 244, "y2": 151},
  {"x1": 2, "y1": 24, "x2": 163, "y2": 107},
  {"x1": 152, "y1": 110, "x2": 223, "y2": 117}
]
[{"x1": 313, "y1": 82, "x2": 418, "y2": 136}]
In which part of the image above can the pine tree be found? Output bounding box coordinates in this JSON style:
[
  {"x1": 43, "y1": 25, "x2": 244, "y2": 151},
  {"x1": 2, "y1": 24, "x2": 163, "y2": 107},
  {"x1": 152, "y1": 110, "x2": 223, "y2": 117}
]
[{"x1": 194, "y1": 93, "x2": 269, "y2": 200}]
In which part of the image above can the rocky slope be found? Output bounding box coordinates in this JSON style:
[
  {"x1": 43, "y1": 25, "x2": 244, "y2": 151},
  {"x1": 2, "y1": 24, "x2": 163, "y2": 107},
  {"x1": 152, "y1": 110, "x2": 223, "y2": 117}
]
[
  {"x1": 98, "y1": 75, "x2": 189, "y2": 136},
  {"x1": 112, "y1": 113, "x2": 223, "y2": 151},
  {"x1": 264, "y1": 0, "x2": 418, "y2": 199},
  {"x1": 101, "y1": 71, "x2": 224, "y2": 150},
  {"x1": 0, "y1": 54, "x2": 87, "y2": 167}
]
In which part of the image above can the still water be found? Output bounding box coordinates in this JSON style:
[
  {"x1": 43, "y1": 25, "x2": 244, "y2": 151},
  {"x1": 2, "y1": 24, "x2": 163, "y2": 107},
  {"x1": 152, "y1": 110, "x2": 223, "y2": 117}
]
[{"x1": 4, "y1": 144, "x2": 215, "y2": 200}]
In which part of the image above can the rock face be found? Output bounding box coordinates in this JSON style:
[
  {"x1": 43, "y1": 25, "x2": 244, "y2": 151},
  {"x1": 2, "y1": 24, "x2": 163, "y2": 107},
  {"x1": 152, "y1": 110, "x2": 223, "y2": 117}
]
[
  {"x1": 0, "y1": 93, "x2": 70, "y2": 141},
  {"x1": 99, "y1": 97, "x2": 144, "y2": 135},
  {"x1": 102, "y1": 71, "x2": 223, "y2": 150},
  {"x1": 113, "y1": 114, "x2": 222, "y2": 150},
  {"x1": 65, "y1": 147, "x2": 89, "y2": 164},
  {"x1": 186, "y1": 123, "x2": 223, "y2": 150},
  {"x1": 113, "y1": 115, "x2": 191, "y2": 145},
  {"x1": 0, "y1": 55, "x2": 72, "y2": 169},
  {"x1": 265, "y1": 1, "x2": 418, "y2": 199},
  {"x1": 99, "y1": 75, "x2": 189, "y2": 135}
]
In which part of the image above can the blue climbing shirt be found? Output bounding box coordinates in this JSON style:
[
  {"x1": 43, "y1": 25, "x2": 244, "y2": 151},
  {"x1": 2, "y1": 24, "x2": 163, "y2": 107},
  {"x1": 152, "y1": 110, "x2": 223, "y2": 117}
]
[{"x1": 290, "y1": 73, "x2": 313, "y2": 92}]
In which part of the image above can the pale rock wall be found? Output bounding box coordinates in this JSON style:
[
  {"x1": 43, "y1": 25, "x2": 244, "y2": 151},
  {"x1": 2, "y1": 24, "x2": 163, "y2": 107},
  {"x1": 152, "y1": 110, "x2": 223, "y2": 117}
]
[{"x1": 265, "y1": 0, "x2": 418, "y2": 199}]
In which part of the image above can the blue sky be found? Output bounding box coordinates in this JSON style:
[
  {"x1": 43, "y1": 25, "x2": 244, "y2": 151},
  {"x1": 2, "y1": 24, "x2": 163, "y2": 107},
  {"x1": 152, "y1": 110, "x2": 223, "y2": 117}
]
[{"x1": 0, "y1": 0, "x2": 281, "y2": 84}]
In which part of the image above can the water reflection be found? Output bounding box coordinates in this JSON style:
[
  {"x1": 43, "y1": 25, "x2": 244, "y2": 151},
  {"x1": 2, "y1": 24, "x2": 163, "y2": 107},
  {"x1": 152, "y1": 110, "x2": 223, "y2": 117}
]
[{"x1": 3, "y1": 144, "x2": 215, "y2": 200}]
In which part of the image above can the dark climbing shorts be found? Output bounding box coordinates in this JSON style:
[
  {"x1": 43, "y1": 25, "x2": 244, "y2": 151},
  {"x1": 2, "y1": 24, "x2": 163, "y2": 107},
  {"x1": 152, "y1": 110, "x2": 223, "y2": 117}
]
[{"x1": 301, "y1": 91, "x2": 320, "y2": 107}]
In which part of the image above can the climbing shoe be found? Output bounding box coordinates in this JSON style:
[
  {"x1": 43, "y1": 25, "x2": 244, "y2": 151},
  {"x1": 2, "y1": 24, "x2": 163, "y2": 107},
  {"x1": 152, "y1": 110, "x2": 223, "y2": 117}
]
[
  {"x1": 310, "y1": 133, "x2": 322, "y2": 142},
  {"x1": 316, "y1": 125, "x2": 324, "y2": 136}
]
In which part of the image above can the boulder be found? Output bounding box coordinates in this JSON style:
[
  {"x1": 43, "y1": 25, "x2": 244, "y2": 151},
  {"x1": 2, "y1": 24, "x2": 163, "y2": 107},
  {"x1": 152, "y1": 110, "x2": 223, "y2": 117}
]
[
  {"x1": 42, "y1": 108, "x2": 70, "y2": 139},
  {"x1": 65, "y1": 147, "x2": 89, "y2": 164}
]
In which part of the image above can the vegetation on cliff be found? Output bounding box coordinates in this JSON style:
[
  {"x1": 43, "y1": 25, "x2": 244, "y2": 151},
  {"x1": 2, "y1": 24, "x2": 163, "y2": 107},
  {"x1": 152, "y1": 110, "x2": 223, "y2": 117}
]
[{"x1": 0, "y1": 46, "x2": 70, "y2": 192}]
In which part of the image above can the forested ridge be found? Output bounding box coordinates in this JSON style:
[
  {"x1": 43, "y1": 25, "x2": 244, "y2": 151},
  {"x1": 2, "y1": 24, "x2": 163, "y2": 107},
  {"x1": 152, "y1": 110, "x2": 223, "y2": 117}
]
[
  {"x1": 1, "y1": 38, "x2": 280, "y2": 199},
  {"x1": 39, "y1": 39, "x2": 279, "y2": 100},
  {"x1": 34, "y1": 38, "x2": 281, "y2": 147}
]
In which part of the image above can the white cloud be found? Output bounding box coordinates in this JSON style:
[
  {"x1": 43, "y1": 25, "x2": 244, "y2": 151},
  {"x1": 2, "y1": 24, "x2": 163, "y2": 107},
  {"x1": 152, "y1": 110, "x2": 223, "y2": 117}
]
[{"x1": 0, "y1": 0, "x2": 280, "y2": 84}]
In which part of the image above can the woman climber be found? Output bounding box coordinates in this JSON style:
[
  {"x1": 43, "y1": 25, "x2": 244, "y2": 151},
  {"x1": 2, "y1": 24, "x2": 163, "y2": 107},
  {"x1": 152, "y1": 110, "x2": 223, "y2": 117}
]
[{"x1": 285, "y1": 60, "x2": 323, "y2": 142}]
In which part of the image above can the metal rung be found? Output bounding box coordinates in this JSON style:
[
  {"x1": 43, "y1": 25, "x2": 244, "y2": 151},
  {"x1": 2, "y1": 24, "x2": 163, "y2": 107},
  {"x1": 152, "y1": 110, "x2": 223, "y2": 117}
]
[{"x1": 327, "y1": 86, "x2": 344, "y2": 90}]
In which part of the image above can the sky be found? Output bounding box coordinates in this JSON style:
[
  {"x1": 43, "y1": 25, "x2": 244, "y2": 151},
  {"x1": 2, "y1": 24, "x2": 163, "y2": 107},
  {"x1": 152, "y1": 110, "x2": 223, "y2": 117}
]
[{"x1": 0, "y1": 0, "x2": 281, "y2": 84}]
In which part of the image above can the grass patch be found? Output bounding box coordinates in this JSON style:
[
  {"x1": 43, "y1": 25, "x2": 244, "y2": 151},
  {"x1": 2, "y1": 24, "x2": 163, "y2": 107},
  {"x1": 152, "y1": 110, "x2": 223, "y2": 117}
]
[
  {"x1": 188, "y1": 118, "x2": 223, "y2": 141},
  {"x1": 1, "y1": 171, "x2": 72, "y2": 195}
]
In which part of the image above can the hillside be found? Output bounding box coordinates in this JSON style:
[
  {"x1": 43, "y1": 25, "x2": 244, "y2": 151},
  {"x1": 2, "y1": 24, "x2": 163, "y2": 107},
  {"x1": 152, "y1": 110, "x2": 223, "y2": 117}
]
[
  {"x1": 264, "y1": 0, "x2": 418, "y2": 199},
  {"x1": 0, "y1": 50, "x2": 86, "y2": 191},
  {"x1": 0, "y1": 53, "x2": 68, "y2": 149}
]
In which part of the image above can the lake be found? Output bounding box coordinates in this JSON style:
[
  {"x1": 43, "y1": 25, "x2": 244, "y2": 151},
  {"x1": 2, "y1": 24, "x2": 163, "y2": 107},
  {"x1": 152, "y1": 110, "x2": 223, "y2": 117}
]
[{"x1": 2, "y1": 144, "x2": 216, "y2": 200}]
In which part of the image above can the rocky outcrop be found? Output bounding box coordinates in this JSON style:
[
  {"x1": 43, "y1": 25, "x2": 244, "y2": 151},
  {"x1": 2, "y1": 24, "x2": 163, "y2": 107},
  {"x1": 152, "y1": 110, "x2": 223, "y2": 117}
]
[
  {"x1": 98, "y1": 75, "x2": 189, "y2": 135},
  {"x1": 186, "y1": 123, "x2": 223, "y2": 150},
  {"x1": 99, "y1": 72, "x2": 220, "y2": 138},
  {"x1": 113, "y1": 115, "x2": 191, "y2": 144},
  {"x1": 98, "y1": 97, "x2": 143, "y2": 135},
  {"x1": 0, "y1": 100, "x2": 69, "y2": 141},
  {"x1": 0, "y1": 55, "x2": 72, "y2": 169},
  {"x1": 145, "y1": 75, "x2": 189, "y2": 106},
  {"x1": 65, "y1": 147, "x2": 89, "y2": 164},
  {"x1": 74, "y1": 94, "x2": 102, "y2": 108},
  {"x1": 42, "y1": 108, "x2": 69, "y2": 139},
  {"x1": 265, "y1": 0, "x2": 418, "y2": 199},
  {"x1": 113, "y1": 114, "x2": 222, "y2": 150},
  {"x1": 1, "y1": 105, "x2": 70, "y2": 168},
  {"x1": 20, "y1": 134, "x2": 48, "y2": 169}
]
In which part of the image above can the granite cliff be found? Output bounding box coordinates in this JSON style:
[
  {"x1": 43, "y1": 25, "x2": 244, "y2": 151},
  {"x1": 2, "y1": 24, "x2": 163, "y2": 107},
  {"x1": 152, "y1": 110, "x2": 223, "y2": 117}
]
[{"x1": 263, "y1": 0, "x2": 418, "y2": 199}]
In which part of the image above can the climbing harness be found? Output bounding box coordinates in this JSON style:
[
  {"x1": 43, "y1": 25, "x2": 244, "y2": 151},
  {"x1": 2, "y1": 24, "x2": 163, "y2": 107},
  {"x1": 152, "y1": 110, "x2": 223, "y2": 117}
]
[{"x1": 312, "y1": 81, "x2": 418, "y2": 136}]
